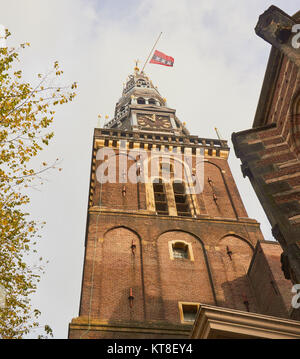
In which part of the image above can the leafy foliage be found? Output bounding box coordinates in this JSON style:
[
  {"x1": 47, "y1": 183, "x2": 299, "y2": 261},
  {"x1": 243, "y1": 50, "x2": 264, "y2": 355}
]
[{"x1": 0, "y1": 30, "x2": 77, "y2": 338}]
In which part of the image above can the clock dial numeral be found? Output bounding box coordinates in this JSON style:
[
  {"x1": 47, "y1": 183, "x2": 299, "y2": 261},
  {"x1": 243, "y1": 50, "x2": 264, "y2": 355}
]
[{"x1": 137, "y1": 113, "x2": 172, "y2": 130}]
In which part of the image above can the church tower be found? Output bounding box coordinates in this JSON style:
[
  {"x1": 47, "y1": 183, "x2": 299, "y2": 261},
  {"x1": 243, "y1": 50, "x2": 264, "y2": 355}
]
[{"x1": 68, "y1": 65, "x2": 266, "y2": 339}]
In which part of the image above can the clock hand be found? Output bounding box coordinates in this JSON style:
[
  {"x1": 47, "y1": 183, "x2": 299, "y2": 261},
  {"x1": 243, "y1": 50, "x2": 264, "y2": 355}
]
[{"x1": 145, "y1": 114, "x2": 156, "y2": 122}]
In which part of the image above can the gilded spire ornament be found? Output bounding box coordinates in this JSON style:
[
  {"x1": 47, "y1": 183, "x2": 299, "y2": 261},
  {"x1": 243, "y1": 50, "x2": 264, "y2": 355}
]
[{"x1": 134, "y1": 59, "x2": 140, "y2": 74}]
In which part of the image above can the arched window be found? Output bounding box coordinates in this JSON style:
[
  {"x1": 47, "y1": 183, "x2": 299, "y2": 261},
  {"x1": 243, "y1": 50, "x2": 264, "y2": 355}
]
[
  {"x1": 172, "y1": 242, "x2": 188, "y2": 259},
  {"x1": 178, "y1": 302, "x2": 200, "y2": 323},
  {"x1": 168, "y1": 240, "x2": 194, "y2": 261},
  {"x1": 153, "y1": 179, "x2": 168, "y2": 215},
  {"x1": 148, "y1": 98, "x2": 156, "y2": 105},
  {"x1": 173, "y1": 182, "x2": 191, "y2": 217},
  {"x1": 137, "y1": 97, "x2": 146, "y2": 104},
  {"x1": 137, "y1": 79, "x2": 147, "y2": 87}
]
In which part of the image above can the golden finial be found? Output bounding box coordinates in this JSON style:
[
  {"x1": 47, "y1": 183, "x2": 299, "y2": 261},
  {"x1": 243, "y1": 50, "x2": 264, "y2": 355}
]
[
  {"x1": 97, "y1": 114, "x2": 101, "y2": 128},
  {"x1": 183, "y1": 122, "x2": 186, "y2": 126},
  {"x1": 134, "y1": 59, "x2": 140, "y2": 73}
]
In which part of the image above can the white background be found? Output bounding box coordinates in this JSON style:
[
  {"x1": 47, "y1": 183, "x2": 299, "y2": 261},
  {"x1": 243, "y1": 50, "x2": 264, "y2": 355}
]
[{"x1": 1, "y1": 0, "x2": 299, "y2": 338}]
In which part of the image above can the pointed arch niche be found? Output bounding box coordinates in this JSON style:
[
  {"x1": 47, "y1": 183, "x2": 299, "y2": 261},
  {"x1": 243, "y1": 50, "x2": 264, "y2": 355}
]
[
  {"x1": 211, "y1": 234, "x2": 255, "y2": 311},
  {"x1": 156, "y1": 230, "x2": 215, "y2": 323},
  {"x1": 95, "y1": 151, "x2": 145, "y2": 211},
  {"x1": 98, "y1": 226, "x2": 144, "y2": 321}
]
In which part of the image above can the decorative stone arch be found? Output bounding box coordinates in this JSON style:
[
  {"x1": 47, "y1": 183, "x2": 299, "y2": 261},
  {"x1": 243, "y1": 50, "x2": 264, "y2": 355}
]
[
  {"x1": 95, "y1": 146, "x2": 140, "y2": 179},
  {"x1": 155, "y1": 228, "x2": 205, "y2": 246},
  {"x1": 145, "y1": 152, "x2": 195, "y2": 185},
  {"x1": 103, "y1": 225, "x2": 142, "y2": 243},
  {"x1": 113, "y1": 151, "x2": 142, "y2": 178},
  {"x1": 217, "y1": 233, "x2": 254, "y2": 270},
  {"x1": 102, "y1": 225, "x2": 143, "y2": 262},
  {"x1": 218, "y1": 233, "x2": 255, "y2": 251}
]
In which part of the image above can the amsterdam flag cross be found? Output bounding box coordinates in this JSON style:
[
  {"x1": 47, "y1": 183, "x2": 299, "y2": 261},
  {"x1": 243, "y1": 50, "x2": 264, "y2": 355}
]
[{"x1": 150, "y1": 50, "x2": 174, "y2": 67}]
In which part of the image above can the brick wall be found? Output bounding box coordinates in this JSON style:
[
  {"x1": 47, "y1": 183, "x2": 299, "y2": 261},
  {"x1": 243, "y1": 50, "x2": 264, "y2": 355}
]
[
  {"x1": 248, "y1": 241, "x2": 293, "y2": 318},
  {"x1": 71, "y1": 125, "x2": 289, "y2": 338},
  {"x1": 92, "y1": 145, "x2": 249, "y2": 220},
  {"x1": 73, "y1": 205, "x2": 265, "y2": 338}
]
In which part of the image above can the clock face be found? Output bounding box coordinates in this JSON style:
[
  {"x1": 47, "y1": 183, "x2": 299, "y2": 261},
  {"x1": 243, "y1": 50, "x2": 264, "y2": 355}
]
[{"x1": 137, "y1": 113, "x2": 172, "y2": 130}]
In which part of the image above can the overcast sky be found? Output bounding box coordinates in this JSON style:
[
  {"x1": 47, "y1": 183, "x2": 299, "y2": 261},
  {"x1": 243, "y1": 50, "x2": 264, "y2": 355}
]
[{"x1": 1, "y1": 0, "x2": 299, "y2": 339}]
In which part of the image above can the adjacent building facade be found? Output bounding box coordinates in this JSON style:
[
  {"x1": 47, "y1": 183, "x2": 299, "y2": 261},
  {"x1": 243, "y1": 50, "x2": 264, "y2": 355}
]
[{"x1": 232, "y1": 6, "x2": 300, "y2": 321}]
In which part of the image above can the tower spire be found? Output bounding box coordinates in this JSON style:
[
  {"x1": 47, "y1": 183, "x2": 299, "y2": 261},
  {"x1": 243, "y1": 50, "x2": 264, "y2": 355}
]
[{"x1": 102, "y1": 64, "x2": 190, "y2": 135}]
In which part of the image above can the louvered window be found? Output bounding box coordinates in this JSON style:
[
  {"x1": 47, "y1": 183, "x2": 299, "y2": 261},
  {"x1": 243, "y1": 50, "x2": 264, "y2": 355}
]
[
  {"x1": 173, "y1": 182, "x2": 191, "y2": 217},
  {"x1": 153, "y1": 179, "x2": 168, "y2": 215}
]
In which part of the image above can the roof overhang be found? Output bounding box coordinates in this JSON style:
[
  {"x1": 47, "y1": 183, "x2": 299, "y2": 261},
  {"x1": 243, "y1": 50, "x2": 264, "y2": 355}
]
[
  {"x1": 253, "y1": 6, "x2": 300, "y2": 128},
  {"x1": 191, "y1": 304, "x2": 300, "y2": 339}
]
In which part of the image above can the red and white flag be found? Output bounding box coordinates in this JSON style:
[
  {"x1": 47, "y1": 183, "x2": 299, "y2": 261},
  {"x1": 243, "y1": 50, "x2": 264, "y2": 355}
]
[{"x1": 150, "y1": 50, "x2": 174, "y2": 67}]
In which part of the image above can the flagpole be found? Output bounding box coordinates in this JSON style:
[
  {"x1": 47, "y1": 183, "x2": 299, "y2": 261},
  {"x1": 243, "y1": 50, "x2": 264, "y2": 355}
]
[
  {"x1": 141, "y1": 32, "x2": 162, "y2": 73},
  {"x1": 214, "y1": 127, "x2": 225, "y2": 146}
]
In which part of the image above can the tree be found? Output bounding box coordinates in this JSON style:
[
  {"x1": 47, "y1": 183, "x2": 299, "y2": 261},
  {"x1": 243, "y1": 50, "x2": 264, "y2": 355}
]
[{"x1": 0, "y1": 30, "x2": 77, "y2": 338}]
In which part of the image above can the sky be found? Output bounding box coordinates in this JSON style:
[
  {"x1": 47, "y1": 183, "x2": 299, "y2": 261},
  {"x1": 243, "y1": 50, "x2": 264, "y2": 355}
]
[{"x1": 1, "y1": 0, "x2": 299, "y2": 339}]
